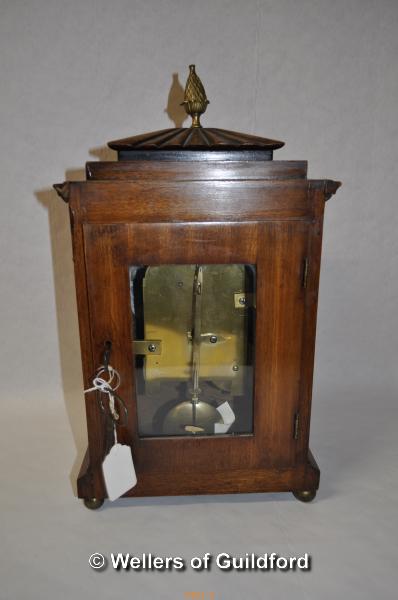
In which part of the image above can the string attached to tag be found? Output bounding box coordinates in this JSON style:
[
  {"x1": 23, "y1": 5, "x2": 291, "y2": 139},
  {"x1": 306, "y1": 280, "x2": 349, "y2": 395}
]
[{"x1": 84, "y1": 365, "x2": 128, "y2": 438}]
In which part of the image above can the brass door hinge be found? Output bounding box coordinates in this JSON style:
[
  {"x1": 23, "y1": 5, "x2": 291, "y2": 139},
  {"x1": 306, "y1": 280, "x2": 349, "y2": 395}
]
[
  {"x1": 293, "y1": 412, "x2": 300, "y2": 440},
  {"x1": 302, "y1": 258, "x2": 309, "y2": 288}
]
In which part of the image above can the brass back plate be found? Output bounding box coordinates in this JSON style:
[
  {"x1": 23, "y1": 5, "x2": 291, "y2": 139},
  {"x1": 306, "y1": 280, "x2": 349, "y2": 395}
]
[{"x1": 138, "y1": 264, "x2": 254, "y2": 386}]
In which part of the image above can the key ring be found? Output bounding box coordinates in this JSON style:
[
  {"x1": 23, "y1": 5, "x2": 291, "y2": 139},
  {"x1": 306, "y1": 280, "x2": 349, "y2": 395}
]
[
  {"x1": 97, "y1": 390, "x2": 128, "y2": 426},
  {"x1": 91, "y1": 365, "x2": 121, "y2": 393},
  {"x1": 84, "y1": 365, "x2": 128, "y2": 425}
]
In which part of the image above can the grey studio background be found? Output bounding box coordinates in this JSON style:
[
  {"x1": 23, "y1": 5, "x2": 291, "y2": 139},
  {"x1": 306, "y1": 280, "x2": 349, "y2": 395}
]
[{"x1": 1, "y1": 0, "x2": 397, "y2": 599}]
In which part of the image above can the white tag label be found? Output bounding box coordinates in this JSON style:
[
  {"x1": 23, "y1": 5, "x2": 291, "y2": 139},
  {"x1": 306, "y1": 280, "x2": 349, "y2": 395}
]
[
  {"x1": 214, "y1": 401, "x2": 236, "y2": 434},
  {"x1": 102, "y1": 444, "x2": 137, "y2": 501}
]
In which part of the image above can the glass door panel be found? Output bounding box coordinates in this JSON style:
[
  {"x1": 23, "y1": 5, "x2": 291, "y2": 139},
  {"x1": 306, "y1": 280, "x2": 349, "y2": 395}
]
[{"x1": 130, "y1": 264, "x2": 256, "y2": 437}]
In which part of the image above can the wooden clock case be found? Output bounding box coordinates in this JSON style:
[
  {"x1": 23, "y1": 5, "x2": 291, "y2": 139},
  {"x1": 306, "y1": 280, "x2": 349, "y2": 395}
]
[{"x1": 54, "y1": 84, "x2": 340, "y2": 509}]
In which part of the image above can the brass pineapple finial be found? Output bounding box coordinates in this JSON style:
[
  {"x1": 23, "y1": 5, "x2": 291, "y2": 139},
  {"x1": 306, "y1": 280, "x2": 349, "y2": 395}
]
[{"x1": 181, "y1": 65, "x2": 209, "y2": 128}]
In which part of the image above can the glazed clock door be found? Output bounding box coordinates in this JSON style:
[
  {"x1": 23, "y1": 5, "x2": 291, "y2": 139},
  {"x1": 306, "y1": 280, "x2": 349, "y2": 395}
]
[{"x1": 83, "y1": 220, "x2": 309, "y2": 491}]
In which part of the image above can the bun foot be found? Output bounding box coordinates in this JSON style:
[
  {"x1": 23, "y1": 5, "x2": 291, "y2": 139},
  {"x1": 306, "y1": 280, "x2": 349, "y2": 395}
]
[
  {"x1": 292, "y1": 490, "x2": 317, "y2": 503},
  {"x1": 83, "y1": 497, "x2": 104, "y2": 510}
]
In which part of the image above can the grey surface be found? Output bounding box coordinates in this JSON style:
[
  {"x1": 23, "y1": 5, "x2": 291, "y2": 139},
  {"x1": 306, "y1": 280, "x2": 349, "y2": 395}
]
[{"x1": 0, "y1": 0, "x2": 397, "y2": 598}]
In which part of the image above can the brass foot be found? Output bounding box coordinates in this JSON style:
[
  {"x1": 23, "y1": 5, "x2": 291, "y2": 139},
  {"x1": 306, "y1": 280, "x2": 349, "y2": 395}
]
[
  {"x1": 83, "y1": 497, "x2": 104, "y2": 510},
  {"x1": 292, "y1": 490, "x2": 317, "y2": 503}
]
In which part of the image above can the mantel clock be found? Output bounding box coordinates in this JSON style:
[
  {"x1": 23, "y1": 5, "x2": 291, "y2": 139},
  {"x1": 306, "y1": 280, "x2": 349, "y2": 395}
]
[{"x1": 54, "y1": 66, "x2": 340, "y2": 509}]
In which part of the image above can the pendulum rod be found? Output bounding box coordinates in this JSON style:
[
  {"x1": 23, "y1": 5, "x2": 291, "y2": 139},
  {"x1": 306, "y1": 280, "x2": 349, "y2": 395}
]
[{"x1": 190, "y1": 265, "x2": 203, "y2": 424}]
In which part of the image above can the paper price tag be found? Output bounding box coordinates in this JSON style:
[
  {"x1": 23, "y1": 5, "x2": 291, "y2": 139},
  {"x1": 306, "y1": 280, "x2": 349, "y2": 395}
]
[{"x1": 102, "y1": 443, "x2": 137, "y2": 501}]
